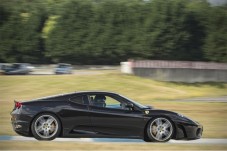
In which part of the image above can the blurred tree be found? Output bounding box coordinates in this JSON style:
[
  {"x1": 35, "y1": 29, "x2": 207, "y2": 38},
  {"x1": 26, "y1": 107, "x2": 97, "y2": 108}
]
[
  {"x1": 203, "y1": 6, "x2": 227, "y2": 62},
  {"x1": 46, "y1": 0, "x2": 95, "y2": 64},
  {"x1": 46, "y1": 0, "x2": 150, "y2": 64},
  {"x1": 143, "y1": 0, "x2": 205, "y2": 61},
  {"x1": 0, "y1": 0, "x2": 226, "y2": 64},
  {"x1": 0, "y1": 0, "x2": 48, "y2": 63},
  {"x1": 88, "y1": 1, "x2": 146, "y2": 64}
]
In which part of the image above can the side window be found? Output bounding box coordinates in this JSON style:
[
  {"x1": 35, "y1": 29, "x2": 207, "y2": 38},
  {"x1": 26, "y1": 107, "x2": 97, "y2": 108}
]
[
  {"x1": 69, "y1": 95, "x2": 88, "y2": 105},
  {"x1": 89, "y1": 94, "x2": 127, "y2": 110},
  {"x1": 105, "y1": 96, "x2": 121, "y2": 108}
]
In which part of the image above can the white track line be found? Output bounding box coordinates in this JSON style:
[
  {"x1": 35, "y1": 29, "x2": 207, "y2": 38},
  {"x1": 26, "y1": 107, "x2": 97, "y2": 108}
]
[{"x1": 0, "y1": 136, "x2": 226, "y2": 144}]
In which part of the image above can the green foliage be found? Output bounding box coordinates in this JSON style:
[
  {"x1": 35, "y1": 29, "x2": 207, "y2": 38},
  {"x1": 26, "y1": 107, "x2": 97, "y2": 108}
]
[
  {"x1": 0, "y1": 1, "x2": 48, "y2": 63},
  {"x1": 0, "y1": 0, "x2": 227, "y2": 64},
  {"x1": 143, "y1": 0, "x2": 205, "y2": 60},
  {"x1": 203, "y1": 6, "x2": 227, "y2": 62}
]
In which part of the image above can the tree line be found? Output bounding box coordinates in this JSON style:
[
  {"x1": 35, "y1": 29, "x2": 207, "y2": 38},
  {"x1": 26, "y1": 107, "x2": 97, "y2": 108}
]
[{"x1": 0, "y1": 0, "x2": 226, "y2": 64}]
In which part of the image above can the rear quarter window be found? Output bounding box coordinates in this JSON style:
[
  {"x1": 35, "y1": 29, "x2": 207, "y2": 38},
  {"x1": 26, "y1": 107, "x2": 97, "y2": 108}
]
[{"x1": 69, "y1": 95, "x2": 88, "y2": 105}]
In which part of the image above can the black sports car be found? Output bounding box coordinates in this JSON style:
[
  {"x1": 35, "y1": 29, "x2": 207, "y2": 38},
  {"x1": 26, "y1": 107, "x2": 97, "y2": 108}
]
[{"x1": 11, "y1": 91, "x2": 203, "y2": 142}]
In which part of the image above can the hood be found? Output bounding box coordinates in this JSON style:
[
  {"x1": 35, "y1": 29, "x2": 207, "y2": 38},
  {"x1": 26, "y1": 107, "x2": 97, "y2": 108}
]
[
  {"x1": 143, "y1": 108, "x2": 198, "y2": 125},
  {"x1": 146, "y1": 109, "x2": 178, "y2": 116}
]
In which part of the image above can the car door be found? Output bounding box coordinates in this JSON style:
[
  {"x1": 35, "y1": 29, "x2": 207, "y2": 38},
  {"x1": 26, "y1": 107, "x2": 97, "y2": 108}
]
[
  {"x1": 88, "y1": 93, "x2": 146, "y2": 137},
  {"x1": 59, "y1": 94, "x2": 92, "y2": 136}
]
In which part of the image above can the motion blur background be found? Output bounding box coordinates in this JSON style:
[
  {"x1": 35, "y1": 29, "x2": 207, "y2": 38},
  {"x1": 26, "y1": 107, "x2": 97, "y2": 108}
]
[
  {"x1": 0, "y1": 0, "x2": 227, "y2": 150},
  {"x1": 0, "y1": 0, "x2": 227, "y2": 64}
]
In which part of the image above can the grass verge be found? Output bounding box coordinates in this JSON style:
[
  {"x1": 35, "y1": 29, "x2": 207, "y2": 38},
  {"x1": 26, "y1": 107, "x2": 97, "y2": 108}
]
[{"x1": 0, "y1": 72, "x2": 227, "y2": 138}]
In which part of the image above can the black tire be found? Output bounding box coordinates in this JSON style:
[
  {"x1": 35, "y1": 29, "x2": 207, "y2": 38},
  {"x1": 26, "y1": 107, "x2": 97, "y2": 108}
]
[
  {"x1": 145, "y1": 117, "x2": 174, "y2": 142},
  {"x1": 143, "y1": 134, "x2": 152, "y2": 142},
  {"x1": 31, "y1": 113, "x2": 61, "y2": 141}
]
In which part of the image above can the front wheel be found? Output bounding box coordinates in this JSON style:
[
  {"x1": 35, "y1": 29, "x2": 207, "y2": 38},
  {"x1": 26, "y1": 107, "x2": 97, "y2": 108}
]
[
  {"x1": 146, "y1": 117, "x2": 174, "y2": 142},
  {"x1": 31, "y1": 113, "x2": 61, "y2": 140}
]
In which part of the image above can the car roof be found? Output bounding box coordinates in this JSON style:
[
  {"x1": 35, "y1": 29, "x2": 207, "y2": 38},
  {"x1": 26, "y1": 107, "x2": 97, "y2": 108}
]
[
  {"x1": 75, "y1": 91, "x2": 117, "y2": 95},
  {"x1": 58, "y1": 63, "x2": 71, "y2": 65},
  {"x1": 12, "y1": 63, "x2": 29, "y2": 64},
  {"x1": 30, "y1": 91, "x2": 117, "y2": 101}
]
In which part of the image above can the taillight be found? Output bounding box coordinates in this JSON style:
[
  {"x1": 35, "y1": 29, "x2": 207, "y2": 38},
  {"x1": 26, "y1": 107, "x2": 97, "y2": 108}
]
[{"x1": 15, "y1": 101, "x2": 22, "y2": 109}]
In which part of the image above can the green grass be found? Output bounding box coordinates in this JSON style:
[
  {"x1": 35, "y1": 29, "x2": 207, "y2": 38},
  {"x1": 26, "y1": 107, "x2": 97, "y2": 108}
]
[
  {"x1": 0, "y1": 72, "x2": 227, "y2": 138},
  {"x1": 1, "y1": 72, "x2": 227, "y2": 102}
]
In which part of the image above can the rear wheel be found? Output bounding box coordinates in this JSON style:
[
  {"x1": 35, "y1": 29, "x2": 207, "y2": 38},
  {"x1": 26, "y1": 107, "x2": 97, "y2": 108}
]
[
  {"x1": 31, "y1": 113, "x2": 61, "y2": 140},
  {"x1": 145, "y1": 117, "x2": 174, "y2": 142}
]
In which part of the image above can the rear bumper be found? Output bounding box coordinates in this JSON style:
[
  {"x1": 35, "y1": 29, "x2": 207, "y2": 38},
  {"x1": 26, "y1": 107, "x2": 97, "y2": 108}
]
[
  {"x1": 11, "y1": 113, "x2": 31, "y2": 137},
  {"x1": 174, "y1": 122, "x2": 203, "y2": 140}
]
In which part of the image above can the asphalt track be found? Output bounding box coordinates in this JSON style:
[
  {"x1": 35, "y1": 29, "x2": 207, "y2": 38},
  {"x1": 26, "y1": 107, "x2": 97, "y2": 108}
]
[
  {"x1": 30, "y1": 70, "x2": 105, "y2": 75},
  {"x1": 0, "y1": 136, "x2": 226, "y2": 144}
]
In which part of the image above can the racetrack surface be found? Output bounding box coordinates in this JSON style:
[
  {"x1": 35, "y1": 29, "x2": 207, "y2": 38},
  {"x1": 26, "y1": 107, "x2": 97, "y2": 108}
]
[
  {"x1": 31, "y1": 70, "x2": 105, "y2": 75},
  {"x1": 0, "y1": 136, "x2": 226, "y2": 144}
]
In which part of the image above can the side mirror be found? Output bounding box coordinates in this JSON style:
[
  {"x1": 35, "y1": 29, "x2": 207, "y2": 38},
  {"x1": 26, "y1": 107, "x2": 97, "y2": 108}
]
[
  {"x1": 125, "y1": 103, "x2": 134, "y2": 109},
  {"x1": 146, "y1": 105, "x2": 153, "y2": 109}
]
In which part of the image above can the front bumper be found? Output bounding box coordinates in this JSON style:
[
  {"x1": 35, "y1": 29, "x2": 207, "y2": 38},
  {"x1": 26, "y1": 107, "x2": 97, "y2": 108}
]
[{"x1": 174, "y1": 122, "x2": 203, "y2": 140}]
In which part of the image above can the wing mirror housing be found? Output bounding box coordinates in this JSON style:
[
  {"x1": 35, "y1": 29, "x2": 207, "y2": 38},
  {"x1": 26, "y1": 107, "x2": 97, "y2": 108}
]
[
  {"x1": 125, "y1": 103, "x2": 134, "y2": 109},
  {"x1": 146, "y1": 105, "x2": 153, "y2": 109}
]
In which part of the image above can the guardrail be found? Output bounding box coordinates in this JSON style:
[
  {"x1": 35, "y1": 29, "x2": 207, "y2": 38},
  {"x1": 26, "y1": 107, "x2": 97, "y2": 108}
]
[{"x1": 123, "y1": 60, "x2": 227, "y2": 82}]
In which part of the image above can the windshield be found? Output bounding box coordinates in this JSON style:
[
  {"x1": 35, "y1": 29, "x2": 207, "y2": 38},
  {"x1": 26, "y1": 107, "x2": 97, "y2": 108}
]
[
  {"x1": 119, "y1": 95, "x2": 148, "y2": 109},
  {"x1": 11, "y1": 64, "x2": 21, "y2": 69},
  {"x1": 58, "y1": 64, "x2": 69, "y2": 68}
]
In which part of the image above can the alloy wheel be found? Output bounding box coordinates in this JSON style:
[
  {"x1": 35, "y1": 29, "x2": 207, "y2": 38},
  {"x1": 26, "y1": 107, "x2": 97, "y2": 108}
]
[
  {"x1": 34, "y1": 115, "x2": 59, "y2": 139},
  {"x1": 150, "y1": 117, "x2": 173, "y2": 141}
]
